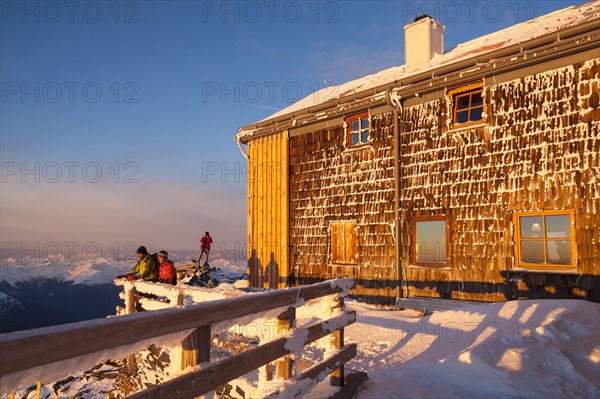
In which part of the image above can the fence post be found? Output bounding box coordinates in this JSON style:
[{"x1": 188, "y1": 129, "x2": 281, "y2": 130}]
[
  {"x1": 276, "y1": 307, "x2": 295, "y2": 379},
  {"x1": 181, "y1": 325, "x2": 211, "y2": 370},
  {"x1": 330, "y1": 297, "x2": 344, "y2": 386},
  {"x1": 176, "y1": 290, "x2": 184, "y2": 307},
  {"x1": 125, "y1": 284, "x2": 136, "y2": 374},
  {"x1": 125, "y1": 285, "x2": 136, "y2": 314}
]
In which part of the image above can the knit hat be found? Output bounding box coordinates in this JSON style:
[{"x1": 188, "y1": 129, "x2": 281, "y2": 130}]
[
  {"x1": 136, "y1": 246, "x2": 148, "y2": 255},
  {"x1": 158, "y1": 250, "x2": 168, "y2": 259}
]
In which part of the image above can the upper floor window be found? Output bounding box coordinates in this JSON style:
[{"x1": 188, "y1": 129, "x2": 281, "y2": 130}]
[
  {"x1": 448, "y1": 83, "x2": 484, "y2": 127},
  {"x1": 330, "y1": 221, "x2": 357, "y2": 265},
  {"x1": 513, "y1": 210, "x2": 576, "y2": 270},
  {"x1": 346, "y1": 112, "x2": 369, "y2": 147},
  {"x1": 411, "y1": 216, "x2": 449, "y2": 267}
]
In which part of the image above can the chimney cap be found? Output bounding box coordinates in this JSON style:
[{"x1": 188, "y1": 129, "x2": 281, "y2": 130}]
[{"x1": 414, "y1": 14, "x2": 433, "y2": 22}]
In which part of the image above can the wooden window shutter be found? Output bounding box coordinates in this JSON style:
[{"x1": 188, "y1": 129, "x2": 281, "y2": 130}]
[
  {"x1": 345, "y1": 221, "x2": 357, "y2": 264},
  {"x1": 331, "y1": 223, "x2": 341, "y2": 264},
  {"x1": 330, "y1": 221, "x2": 357, "y2": 265}
]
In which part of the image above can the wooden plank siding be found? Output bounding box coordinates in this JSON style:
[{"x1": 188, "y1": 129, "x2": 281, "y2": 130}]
[
  {"x1": 399, "y1": 59, "x2": 600, "y2": 302},
  {"x1": 247, "y1": 130, "x2": 289, "y2": 288},
  {"x1": 289, "y1": 113, "x2": 397, "y2": 305}
]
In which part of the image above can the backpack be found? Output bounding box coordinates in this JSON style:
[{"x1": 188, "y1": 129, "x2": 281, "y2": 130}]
[
  {"x1": 151, "y1": 253, "x2": 160, "y2": 269},
  {"x1": 166, "y1": 261, "x2": 177, "y2": 285}
]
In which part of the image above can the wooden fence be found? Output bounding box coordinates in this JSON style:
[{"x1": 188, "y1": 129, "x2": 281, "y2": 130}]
[
  {"x1": 0, "y1": 278, "x2": 357, "y2": 398},
  {"x1": 113, "y1": 276, "x2": 244, "y2": 314}
]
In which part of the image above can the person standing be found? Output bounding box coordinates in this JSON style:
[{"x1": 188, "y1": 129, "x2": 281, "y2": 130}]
[
  {"x1": 157, "y1": 250, "x2": 177, "y2": 285},
  {"x1": 198, "y1": 231, "x2": 213, "y2": 268}
]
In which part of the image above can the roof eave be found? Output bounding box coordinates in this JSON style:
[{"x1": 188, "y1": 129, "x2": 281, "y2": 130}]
[{"x1": 235, "y1": 18, "x2": 600, "y2": 144}]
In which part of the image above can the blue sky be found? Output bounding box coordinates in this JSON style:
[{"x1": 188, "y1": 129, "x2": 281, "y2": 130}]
[{"x1": 0, "y1": 0, "x2": 582, "y2": 260}]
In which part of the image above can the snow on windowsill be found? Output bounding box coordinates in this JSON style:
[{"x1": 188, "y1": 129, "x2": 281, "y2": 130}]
[
  {"x1": 342, "y1": 144, "x2": 374, "y2": 155},
  {"x1": 446, "y1": 122, "x2": 488, "y2": 135},
  {"x1": 408, "y1": 264, "x2": 452, "y2": 271}
]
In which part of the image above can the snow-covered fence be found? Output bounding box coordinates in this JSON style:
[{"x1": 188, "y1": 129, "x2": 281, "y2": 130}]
[
  {"x1": 113, "y1": 278, "x2": 241, "y2": 313},
  {"x1": 113, "y1": 278, "x2": 249, "y2": 375},
  {"x1": 0, "y1": 278, "x2": 357, "y2": 398}
]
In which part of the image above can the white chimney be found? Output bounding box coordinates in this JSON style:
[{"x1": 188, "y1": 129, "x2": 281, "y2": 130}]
[{"x1": 404, "y1": 15, "x2": 445, "y2": 68}]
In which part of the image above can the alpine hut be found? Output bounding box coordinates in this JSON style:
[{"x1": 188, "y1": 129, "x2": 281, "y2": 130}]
[{"x1": 235, "y1": 1, "x2": 600, "y2": 305}]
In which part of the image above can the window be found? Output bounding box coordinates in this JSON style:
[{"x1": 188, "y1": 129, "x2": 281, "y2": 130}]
[
  {"x1": 449, "y1": 83, "x2": 484, "y2": 127},
  {"x1": 330, "y1": 221, "x2": 357, "y2": 264},
  {"x1": 411, "y1": 216, "x2": 449, "y2": 267},
  {"x1": 346, "y1": 112, "x2": 369, "y2": 147},
  {"x1": 514, "y1": 210, "x2": 576, "y2": 270}
]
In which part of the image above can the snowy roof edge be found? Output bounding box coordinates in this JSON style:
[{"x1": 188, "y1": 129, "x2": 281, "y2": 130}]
[{"x1": 235, "y1": 1, "x2": 600, "y2": 142}]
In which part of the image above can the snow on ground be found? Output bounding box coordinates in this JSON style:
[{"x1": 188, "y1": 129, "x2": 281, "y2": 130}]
[
  {"x1": 341, "y1": 299, "x2": 600, "y2": 399},
  {"x1": 207, "y1": 257, "x2": 247, "y2": 275},
  {"x1": 217, "y1": 297, "x2": 599, "y2": 399}
]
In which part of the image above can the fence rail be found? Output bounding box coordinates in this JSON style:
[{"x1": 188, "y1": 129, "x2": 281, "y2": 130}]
[
  {"x1": 113, "y1": 276, "x2": 244, "y2": 314},
  {"x1": 0, "y1": 278, "x2": 357, "y2": 398}
]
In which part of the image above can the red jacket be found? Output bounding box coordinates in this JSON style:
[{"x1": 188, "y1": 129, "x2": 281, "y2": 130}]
[
  {"x1": 200, "y1": 235, "x2": 212, "y2": 250},
  {"x1": 159, "y1": 259, "x2": 177, "y2": 285}
]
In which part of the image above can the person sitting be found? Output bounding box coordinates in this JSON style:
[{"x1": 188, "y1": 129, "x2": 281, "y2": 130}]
[
  {"x1": 126, "y1": 246, "x2": 158, "y2": 281},
  {"x1": 157, "y1": 250, "x2": 177, "y2": 285}
]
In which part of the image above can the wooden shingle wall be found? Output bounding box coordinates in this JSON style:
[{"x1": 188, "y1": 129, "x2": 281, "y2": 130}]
[
  {"x1": 289, "y1": 113, "x2": 397, "y2": 304},
  {"x1": 400, "y1": 59, "x2": 600, "y2": 302}
]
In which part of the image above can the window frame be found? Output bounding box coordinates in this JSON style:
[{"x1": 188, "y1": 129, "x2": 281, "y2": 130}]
[
  {"x1": 448, "y1": 83, "x2": 485, "y2": 128},
  {"x1": 330, "y1": 220, "x2": 358, "y2": 265},
  {"x1": 513, "y1": 210, "x2": 577, "y2": 271},
  {"x1": 410, "y1": 215, "x2": 450, "y2": 268},
  {"x1": 345, "y1": 112, "x2": 370, "y2": 148}
]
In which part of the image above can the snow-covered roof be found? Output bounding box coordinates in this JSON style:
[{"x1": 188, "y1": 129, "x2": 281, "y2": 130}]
[{"x1": 240, "y1": 1, "x2": 599, "y2": 133}]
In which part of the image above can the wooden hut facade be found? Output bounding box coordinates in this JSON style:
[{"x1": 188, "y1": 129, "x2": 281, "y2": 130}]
[{"x1": 236, "y1": 2, "x2": 600, "y2": 304}]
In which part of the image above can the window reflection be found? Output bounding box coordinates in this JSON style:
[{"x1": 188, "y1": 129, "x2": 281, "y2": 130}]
[
  {"x1": 516, "y1": 212, "x2": 574, "y2": 268},
  {"x1": 546, "y1": 240, "x2": 571, "y2": 264},
  {"x1": 521, "y1": 241, "x2": 544, "y2": 264},
  {"x1": 360, "y1": 117, "x2": 369, "y2": 129},
  {"x1": 416, "y1": 220, "x2": 446, "y2": 263},
  {"x1": 520, "y1": 216, "x2": 543, "y2": 238},
  {"x1": 546, "y1": 215, "x2": 570, "y2": 238}
]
